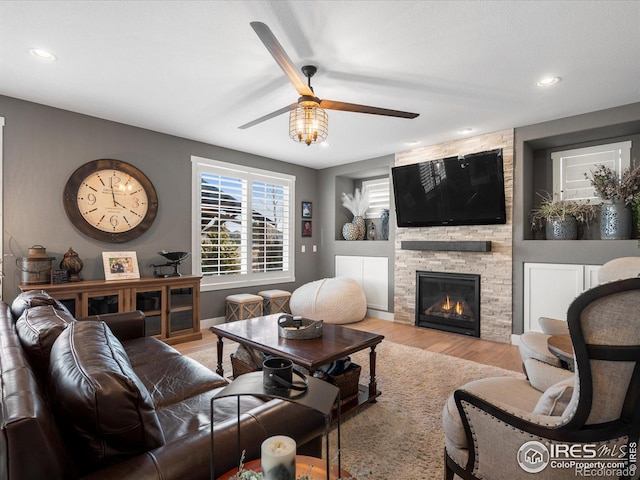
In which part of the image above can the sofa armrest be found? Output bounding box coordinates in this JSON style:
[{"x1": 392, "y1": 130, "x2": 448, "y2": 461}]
[{"x1": 77, "y1": 311, "x2": 145, "y2": 341}]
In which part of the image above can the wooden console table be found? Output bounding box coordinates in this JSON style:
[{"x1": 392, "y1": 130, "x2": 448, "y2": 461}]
[{"x1": 19, "y1": 276, "x2": 202, "y2": 345}]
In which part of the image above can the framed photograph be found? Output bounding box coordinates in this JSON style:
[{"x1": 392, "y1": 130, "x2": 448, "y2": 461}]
[
  {"x1": 51, "y1": 269, "x2": 69, "y2": 285},
  {"x1": 302, "y1": 220, "x2": 312, "y2": 237},
  {"x1": 301, "y1": 201, "x2": 312, "y2": 218},
  {"x1": 102, "y1": 252, "x2": 140, "y2": 280}
]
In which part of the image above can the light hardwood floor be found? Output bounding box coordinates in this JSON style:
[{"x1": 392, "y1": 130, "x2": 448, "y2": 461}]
[{"x1": 175, "y1": 317, "x2": 523, "y2": 373}]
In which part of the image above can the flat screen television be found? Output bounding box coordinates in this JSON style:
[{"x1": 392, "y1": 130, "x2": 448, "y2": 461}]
[{"x1": 391, "y1": 149, "x2": 506, "y2": 227}]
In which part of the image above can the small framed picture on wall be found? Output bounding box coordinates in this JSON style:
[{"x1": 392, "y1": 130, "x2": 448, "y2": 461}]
[
  {"x1": 302, "y1": 220, "x2": 312, "y2": 237},
  {"x1": 301, "y1": 201, "x2": 312, "y2": 218}
]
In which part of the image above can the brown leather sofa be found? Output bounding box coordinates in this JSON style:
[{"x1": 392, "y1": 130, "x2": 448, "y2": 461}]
[{"x1": 0, "y1": 291, "x2": 325, "y2": 480}]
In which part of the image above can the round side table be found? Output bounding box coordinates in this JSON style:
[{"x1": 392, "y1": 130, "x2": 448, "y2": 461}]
[
  {"x1": 547, "y1": 334, "x2": 574, "y2": 370},
  {"x1": 217, "y1": 455, "x2": 351, "y2": 479}
]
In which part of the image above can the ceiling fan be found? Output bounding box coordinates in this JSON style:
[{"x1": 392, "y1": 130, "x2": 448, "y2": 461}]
[{"x1": 239, "y1": 22, "x2": 420, "y2": 145}]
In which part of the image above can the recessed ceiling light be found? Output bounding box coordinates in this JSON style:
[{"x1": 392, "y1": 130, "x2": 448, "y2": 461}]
[
  {"x1": 29, "y1": 48, "x2": 56, "y2": 61},
  {"x1": 406, "y1": 140, "x2": 420, "y2": 146},
  {"x1": 458, "y1": 128, "x2": 473, "y2": 134},
  {"x1": 320, "y1": 141, "x2": 330, "y2": 148},
  {"x1": 536, "y1": 76, "x2": 561, "y2": 87}
]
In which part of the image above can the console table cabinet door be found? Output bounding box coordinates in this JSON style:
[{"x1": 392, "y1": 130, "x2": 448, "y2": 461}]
[
  {"x1": 168, "y1": 285, "x2": 198, "y2": 337},
  {"x1": 84, "y1": 289, "x2": 126, "y2": 317},
  {"x1": 133, "y1": 287, "x2": 164, "y2": 338},
  {"x1": 18, "y1": 276, "x2": 202, "y2": 345}
]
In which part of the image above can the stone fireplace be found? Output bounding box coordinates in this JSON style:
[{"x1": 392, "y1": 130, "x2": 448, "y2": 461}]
[
  {"x1": 394, "y1": 129, "x2": 514, "y2": 343},
  {"x1": 416, "y1": 271, "x2": 480, "y2": 337}
]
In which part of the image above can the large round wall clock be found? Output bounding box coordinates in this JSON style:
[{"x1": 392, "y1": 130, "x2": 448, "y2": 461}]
[{"x1": 63, "y1": 159, "x2": 159, "y2": 243}]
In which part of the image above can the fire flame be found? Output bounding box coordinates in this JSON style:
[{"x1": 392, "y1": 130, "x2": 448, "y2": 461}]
[
  {"x1": 442, "y1": 295, "x2": 464, "y2": 316},
  {"x1": 443, "y1": 295, "x2": 453, "y2": 310}
]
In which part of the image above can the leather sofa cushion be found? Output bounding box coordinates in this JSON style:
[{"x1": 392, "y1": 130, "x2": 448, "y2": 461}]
[
  {"x1": 15, "y1": 304, "x2": 75, "y2": 380},
  {"x1": 11, "y1": 290, "x2": 70, "y2": 319},
  {"x1": 48, "y1": 321, "x2": 165, "y2": 470},
  {"x1": 123, "y1": 336, "x2": 182, "y2": 367},
  {"x1": 134, "y1": 353, "x2": 228, "y2": 408}
]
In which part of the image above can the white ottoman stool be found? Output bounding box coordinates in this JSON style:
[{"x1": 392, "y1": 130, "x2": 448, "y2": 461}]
[
  {"x1": 290, "y1": 277, "x2": 366, "y2": 324},
  {"x1": 258, "y1": 289, "x2": 291, "y2": 314},
  {"x1": 225, "y1": 293, "x2": 263, "y2": 322}
]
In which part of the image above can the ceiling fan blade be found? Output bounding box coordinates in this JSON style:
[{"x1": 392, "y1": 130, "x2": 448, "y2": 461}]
[
  {"x1": 238, "y1": 103, "x2": 298, "y2": 129},
  {"x1": 250, "y1": 22, "x2": 314, "y2": 97},
  {"x1": 319, "y1": 99, "x2": 419, "y2": 119}
]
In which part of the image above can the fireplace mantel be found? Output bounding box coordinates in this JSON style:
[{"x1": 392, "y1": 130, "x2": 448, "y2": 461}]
[{"x1": 400, "y1": 241, "x2": 492, "y2": 252}]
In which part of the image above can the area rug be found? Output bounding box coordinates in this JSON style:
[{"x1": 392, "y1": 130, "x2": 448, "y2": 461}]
[{"x1": 187, "y1": 340, "x2": 524, "y2": 479}]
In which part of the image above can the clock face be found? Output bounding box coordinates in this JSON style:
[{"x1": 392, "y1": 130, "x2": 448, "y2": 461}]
[{"x1": 64, "y1": 159, "x2": 158, "y2": 242}]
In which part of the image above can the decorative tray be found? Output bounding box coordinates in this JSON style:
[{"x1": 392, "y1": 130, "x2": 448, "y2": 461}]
[{"x1": 278, "y1": 314, "x2": 323, "y2": 340}]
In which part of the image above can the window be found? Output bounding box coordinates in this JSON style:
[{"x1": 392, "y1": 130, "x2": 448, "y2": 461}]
[
  {"x1": 552, "y1": 141, "x2": 631, "y2": 202},
  {"x1": 191, "y1": 156, "x2": 295, "y2": 290},
  {"x1": 362, "y1": 177, "x2": 390, "y2": 218}
]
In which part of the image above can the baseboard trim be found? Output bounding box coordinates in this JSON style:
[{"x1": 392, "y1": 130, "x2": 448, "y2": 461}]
[
  {"x1": 201, "y1": 316, "x2": 225, "y2": 330},
  {"x1": 201, "y1": 311, "x2": 395, "y2": 328},
  {"x1": 366, "y1": 309, "x2": 394, "y2": 321},
  {"x1": 511, "y1": 334, "x2": 521, "y2": 345}
]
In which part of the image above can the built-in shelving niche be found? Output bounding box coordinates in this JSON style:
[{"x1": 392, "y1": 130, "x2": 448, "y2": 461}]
[
  {"x1": 523, "y1": 125, "x2": 640, "y2": 241},
  {"x1": 334, "y1": 169, "x2": 391, "y2": 242}
]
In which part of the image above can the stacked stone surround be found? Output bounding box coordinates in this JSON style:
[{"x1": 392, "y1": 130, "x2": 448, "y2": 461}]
[{"x1": 394, "y1": 129, "x2": 514, "y2": 343}]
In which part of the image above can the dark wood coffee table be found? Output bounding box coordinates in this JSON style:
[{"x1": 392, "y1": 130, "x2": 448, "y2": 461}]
[{"x1": 210, "y1": 314, "x2": 385, "y2": 416}]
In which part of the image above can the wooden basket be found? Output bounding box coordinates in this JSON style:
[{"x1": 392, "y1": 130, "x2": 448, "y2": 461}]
[
  {"x1": 324, "y1": 363, "x2": 361, "y2": 400},
  {"x1": 230, "y1": 353, "x2": 260, "y2": 378}
]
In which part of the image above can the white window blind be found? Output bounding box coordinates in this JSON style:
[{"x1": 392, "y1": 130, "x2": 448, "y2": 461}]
[
  {"x1": 192, "y1": 157, "x2": 295, "y2": 290},
  {"x1": 362, "y1": 178, "x2": 390, "y2": 218},
  {"x1": 552, "y1": 141, "x2": 631, "y2": 202}
]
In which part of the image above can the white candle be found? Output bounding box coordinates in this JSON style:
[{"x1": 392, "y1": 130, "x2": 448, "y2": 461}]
[{"x1": 261, "y1": 435, "x2": 296, "y2": 480}]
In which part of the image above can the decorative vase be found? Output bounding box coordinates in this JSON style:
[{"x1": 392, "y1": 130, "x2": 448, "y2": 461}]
[
  {"x1": 342, "y1": 222, "x2": 359, "y2": 241},
  {"x1": 60, "y1": 246, "x2": 83, "y2": 281},
  {"x1": 381, "y1": 209, "x2": 389, "y2": 240},
  {"x1": 353, "y1": 216, "x2": 366, "y2": 240},
  {"x1": 545, "y1": 216, "x2": 578, "y2": 240},
  {"x1": 600, "y1": 200, "x2": 631, "y2": 240}
]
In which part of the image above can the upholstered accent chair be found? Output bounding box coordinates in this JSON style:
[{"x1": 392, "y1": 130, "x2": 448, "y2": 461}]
[
  {"x1": 519, "y1": 256, "x2": 640, "y2": 374},
  {"x1": 443, "y1": 277, "x2": 640, "y2": 480}
]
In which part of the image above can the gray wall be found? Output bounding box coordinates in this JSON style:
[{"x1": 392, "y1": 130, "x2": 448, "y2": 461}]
[
  {"x1": 317, "y1": 155, "x2": 396, "y2": 313},
  {"x1": 513, "y1": 102, "x2": 640, "y2": 334},
  {"x1": 0, "y1": 95, "x2": 319, "y2": 319},
  {"x1": 6, "y1": 94, "x2": 639, "y2": 328}
]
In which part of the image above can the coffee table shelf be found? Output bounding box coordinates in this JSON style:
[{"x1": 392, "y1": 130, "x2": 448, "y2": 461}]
[{"x1": 209, "y1": 314, "x2": 385, "y2": 419}]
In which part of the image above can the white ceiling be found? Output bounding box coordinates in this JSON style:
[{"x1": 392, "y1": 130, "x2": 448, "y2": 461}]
[{"x1": 1, "y1": 1, "x2": 639, "y2": 169}]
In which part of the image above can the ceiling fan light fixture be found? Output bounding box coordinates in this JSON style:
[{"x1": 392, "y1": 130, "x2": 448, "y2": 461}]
[{"x1": 289, "y1": 105, "x2": 328, "y2": 146}]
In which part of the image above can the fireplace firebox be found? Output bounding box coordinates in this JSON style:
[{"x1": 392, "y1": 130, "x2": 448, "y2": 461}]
[{"x1": 415, "y1": 271, "x2": 480, "y2": 337}]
